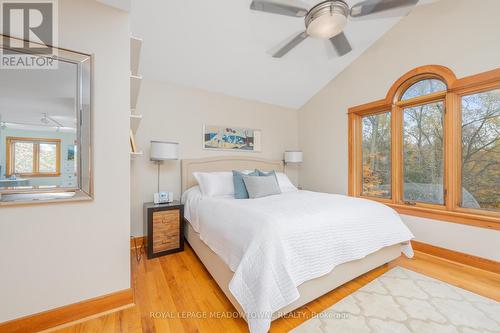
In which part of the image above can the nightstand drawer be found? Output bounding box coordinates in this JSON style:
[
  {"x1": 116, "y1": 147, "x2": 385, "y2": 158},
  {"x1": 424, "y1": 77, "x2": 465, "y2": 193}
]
[
  {"x1": 153, "y1": 210, "x2": 179, "y2": 224},
  {"x1": 152, "y1": 210, "x2": 180, "y2": 253}
]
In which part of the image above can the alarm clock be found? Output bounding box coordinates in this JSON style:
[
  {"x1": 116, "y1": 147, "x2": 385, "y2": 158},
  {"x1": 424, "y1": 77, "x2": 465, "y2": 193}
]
[{"x1": 154, "y1": 192, "x2": 172, "y2": 204}]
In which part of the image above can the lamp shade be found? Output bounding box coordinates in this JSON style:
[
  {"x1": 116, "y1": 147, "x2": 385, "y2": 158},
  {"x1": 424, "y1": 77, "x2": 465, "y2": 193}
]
[
  {"x1": 150, "y1": 141, "x2": 179, "y2": 161},
  {"x1": 284, "y1": 151, "x2": 303, "y2": 163}
]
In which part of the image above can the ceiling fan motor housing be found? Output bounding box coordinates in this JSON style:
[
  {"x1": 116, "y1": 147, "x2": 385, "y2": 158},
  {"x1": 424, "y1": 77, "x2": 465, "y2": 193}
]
[{"x1": 305, "y1": 0, "x2": 349, "y2": 39}]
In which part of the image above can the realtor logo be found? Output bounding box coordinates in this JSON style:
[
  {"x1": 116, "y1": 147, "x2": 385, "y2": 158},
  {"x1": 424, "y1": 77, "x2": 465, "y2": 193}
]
[{"x1": 1, "y1": 0, "x2": 58, "y2": 69}]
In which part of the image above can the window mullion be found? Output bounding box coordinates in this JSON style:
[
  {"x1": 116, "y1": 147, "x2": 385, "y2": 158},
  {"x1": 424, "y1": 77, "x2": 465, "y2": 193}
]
[
  {"x1": 443, "y1": 94, "x2": 451, "y2": 210},
  {"x1": 445, "y1": 92, "x2": 459, "y2": 211},
  {"x1": 7, "y1": 140, "x2": 13, "y2": 176},
  {"x1": 34, "y1": 143, "x2": 40, "y2": 174},
  {"x1": 355, "y1": 115, "x2": 363, "y2": 197},
  {"x1": 391, "y1": 105, "x2": 402, "y2": 204}
]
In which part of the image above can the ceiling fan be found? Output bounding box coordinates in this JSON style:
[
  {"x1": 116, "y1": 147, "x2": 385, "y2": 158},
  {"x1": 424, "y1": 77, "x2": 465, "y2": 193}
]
[{"x1": 250, "y1": 0, "x2": 419, "y2": 58}]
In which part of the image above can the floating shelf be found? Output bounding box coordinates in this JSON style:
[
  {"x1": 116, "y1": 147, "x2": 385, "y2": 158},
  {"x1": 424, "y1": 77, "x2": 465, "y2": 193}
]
[
  {"x1": 130, "y1": 151, "x2": 143, "y2": 159},
  {"x1": 130, "y1": 74, "x2": 142, "y2": 110},
  {"x1": 130, "y1": 35, "x2": 143, "y2": 160},
  {"x1": 130, "y1": 36, "x2": 142, "y2": 76},
  {"x1": 130, "y1": 114, "x2": 142, "y2": 134}
]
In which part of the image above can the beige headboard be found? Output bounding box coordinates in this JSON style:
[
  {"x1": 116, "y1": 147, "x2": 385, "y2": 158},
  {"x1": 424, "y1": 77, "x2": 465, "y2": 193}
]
[{"x1": 181, "y1": 156, "x2": 284, "y2": 193}]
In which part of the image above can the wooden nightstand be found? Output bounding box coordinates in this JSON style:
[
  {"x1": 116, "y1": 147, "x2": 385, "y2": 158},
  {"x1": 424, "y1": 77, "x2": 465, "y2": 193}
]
[{"x1": 144, "y1": 201, "x2": 184, "y2": 259}]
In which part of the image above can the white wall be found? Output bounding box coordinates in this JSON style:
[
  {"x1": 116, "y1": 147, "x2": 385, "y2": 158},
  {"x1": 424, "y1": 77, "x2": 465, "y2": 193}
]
[
  {"x1": 131, "y1": 80, "x2": 299, "y2": 236},
  {"x1": 403, "y1": 215, "x2": 500, "y2": 261},
  {"x1": 298, "y1": 0, "x2": 500, "y2": 261},
  {"x1": 0, "y1": 0, "x2": 131, "y2": 322}
]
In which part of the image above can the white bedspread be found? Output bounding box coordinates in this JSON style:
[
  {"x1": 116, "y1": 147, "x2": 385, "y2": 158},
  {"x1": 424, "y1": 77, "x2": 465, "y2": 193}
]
[{"x1": 182, "y1": 189, "x2": 414, "y2": 333}]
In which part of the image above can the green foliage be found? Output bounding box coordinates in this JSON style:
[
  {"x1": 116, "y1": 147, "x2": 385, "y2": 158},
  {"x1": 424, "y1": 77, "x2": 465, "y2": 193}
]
[
  {"x1": 362, "y1": 113, "x2": 391, "y2": 198},
  {"x1": 361, "y1": 86, "x2": 499, "y2": 211},
  {"x1": 461, "y1": 89, "x2": 500, "y2": 211},
  {"x1": 403, "y1": 101, "x2": 444, "y2": 204}
]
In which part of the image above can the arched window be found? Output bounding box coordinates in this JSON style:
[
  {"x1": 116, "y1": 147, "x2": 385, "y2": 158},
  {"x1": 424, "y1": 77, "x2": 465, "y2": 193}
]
[
  {"x1": 348, "y1": 65, "x2": 500, "y2": 230},
  {"x1": 400, "y1": 79, "x2": 446, "y2": 101},
  {"x1": 398, "y1": 76, "x2": 448, "y2": 206}
]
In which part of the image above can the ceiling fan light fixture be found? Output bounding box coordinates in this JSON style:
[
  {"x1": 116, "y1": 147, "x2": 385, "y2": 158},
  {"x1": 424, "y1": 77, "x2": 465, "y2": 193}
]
[
  {"x1": 41, "y1": 113, "x2": 49, "y2": 124},
  {"x1": 305, "y1": 0, "x2": 349, "y2": 39}
]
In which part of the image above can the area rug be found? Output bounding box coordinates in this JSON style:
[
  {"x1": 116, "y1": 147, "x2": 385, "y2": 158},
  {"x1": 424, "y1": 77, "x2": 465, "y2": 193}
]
[{"x1": 290, "y1": 267, "x2": 500, "y2": 333}]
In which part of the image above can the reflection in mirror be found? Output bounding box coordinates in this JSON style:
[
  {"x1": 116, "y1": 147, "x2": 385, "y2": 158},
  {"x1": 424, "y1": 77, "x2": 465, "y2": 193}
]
[
  {"x1": 0, "y1": 60, "x2": 78, "y2": 190},
  {"x1": 0, "y1": 36, "x2": 92, "y2": 204}
]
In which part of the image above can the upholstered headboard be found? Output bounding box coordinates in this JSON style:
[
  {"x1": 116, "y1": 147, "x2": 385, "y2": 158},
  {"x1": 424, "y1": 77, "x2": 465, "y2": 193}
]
[{"x1": 181, "y1": 156, "x2": 284, "y2": 193}]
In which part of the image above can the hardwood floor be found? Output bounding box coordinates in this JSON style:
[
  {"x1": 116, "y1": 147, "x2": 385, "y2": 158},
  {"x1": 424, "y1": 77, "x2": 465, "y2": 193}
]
[{"x1": 55, "y1": 245, "x2": 500, "y2": 333}]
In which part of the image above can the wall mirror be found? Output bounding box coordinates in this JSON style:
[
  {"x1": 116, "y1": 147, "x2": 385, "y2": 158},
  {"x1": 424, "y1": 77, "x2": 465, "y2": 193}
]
[{"x1": 0, "y1": 35, "x2": 92, "y2": 204}]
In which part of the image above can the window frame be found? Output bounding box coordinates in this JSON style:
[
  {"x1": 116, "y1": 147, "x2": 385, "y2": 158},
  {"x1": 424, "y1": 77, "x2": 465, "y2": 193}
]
[
  {"x1": 348, "y1": 65, "x2": 500, "y2": 230},
  {"x1": 6, "y1": 137, "x2": 61, "y2": 177},
  {"x1": 453, "y1": 83, "x2": 500, "y2": 220},
  {"x1": 398, "y1": 88, "x2": 447, "y2": 210},
  {"x1": 355, "y1": 109, "x2": 394, "y2": 204}
]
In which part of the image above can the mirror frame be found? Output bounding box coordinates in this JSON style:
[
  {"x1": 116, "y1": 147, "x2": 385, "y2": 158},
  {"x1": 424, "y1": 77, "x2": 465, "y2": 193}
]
[{"x1": 0, "y1": 34, "x2": 93, "y2": 205}]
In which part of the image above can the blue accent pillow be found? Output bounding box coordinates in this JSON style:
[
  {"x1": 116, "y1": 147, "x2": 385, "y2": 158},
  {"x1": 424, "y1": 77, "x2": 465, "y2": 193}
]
[
  {"x1": 233, "y1": 170, "x2": 259, "y2": 199},
  {"x1": 256, "y1": 169, "x2": 279, "y2": 183}
]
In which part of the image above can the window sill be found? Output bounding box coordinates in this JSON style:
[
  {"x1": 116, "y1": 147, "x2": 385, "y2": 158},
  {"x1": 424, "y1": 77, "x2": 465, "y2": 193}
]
[
  {"x1": 386, "y1": 203, "x2": 500, "y2": 231},
  {"x1": 354, "y1": 195, "x2": 499, "y2": 230},
  {"x1": 9, "y1": 173, "x2": 61, "y2": 178}
]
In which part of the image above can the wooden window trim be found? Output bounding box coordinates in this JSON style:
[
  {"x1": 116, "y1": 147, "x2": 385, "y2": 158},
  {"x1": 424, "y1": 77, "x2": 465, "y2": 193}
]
[
  {"x1": 348, "y1": 65, "x2": 500, "y2": 231},
  {"x1": 6, "y1": 137, "x2": 61, "y2": 177}
]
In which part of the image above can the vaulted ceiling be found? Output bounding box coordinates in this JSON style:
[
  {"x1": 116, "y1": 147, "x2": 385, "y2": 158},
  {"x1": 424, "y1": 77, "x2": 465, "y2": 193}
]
[
  {"x1": 0, "y1": 60, "x2": 77, "y2": 128},
  {"x1": 131, "y1": 0, "x2": 437, "y2": 109}
]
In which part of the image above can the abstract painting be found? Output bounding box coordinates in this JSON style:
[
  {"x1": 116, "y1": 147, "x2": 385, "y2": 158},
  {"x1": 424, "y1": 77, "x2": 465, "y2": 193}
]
[
  {"x1": 67, "y1": 145, "x2": 76, "y2": 161},
  {"x1": 203, "y1": 125, "x2": 261, "y2": 152}
]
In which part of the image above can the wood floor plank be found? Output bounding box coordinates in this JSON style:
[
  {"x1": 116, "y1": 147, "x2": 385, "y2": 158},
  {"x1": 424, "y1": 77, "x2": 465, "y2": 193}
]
[
  {"x1": 176, "y1": 251, "x2": 247, "y2": 333},
  {"x1": 394, "y1": 251, "x2": 500, "y2": 301},
  {"x1": 55, "y1": 246, "x2": 500, "y2": 333}
]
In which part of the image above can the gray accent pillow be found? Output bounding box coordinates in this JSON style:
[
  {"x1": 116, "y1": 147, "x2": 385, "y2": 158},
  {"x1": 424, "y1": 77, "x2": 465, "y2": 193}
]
[
  {"x1": 232, "y1": 170, "x2": 259, "y2": 199},
  {"x1": 242, "y1": 175, "x2": 281, "y2": 199}
]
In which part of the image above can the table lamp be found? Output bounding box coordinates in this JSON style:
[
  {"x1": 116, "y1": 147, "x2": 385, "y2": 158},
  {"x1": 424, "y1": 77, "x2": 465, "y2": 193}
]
[{"x1": 150, "y1": 140, "x2": 179, "y2": 203}]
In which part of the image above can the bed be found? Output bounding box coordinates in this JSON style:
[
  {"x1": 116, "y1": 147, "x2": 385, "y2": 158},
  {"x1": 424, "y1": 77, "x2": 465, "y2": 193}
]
[{"x1": 181, "y1": 156, "x2": 413, "y2": 333}]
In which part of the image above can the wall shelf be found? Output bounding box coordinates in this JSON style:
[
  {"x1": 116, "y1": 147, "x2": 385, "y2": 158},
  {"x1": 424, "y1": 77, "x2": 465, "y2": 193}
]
[
  {"x1": 130, "y1": 114, "x2": 142, "y2": 134},
  {"x1": 130, "y1": 151, "x2": 143, "y2": 159},
  {"x1": 130, "y1": 36, "x2": 143, "y2": 160},
  {"x1": 130, "y1": 75, "x2": 142, "y2": 110},
  {"x1": 130, "y1": 36, "x2": 142, "y2": 77}
]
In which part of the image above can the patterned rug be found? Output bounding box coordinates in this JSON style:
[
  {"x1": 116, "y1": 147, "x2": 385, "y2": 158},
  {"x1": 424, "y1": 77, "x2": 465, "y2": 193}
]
[{"x1": 290, "y1": 267, "x2": 500, "y2": 333}]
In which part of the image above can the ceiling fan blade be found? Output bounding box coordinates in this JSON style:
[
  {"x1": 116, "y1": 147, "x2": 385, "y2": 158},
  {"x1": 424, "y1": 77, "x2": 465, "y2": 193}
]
[
  {"x1": 329, "y1": 32, "x2": 352, "y2": 57},
  {"x1": 250, "y1": 0, "x2": 308, "y2": 17},
  {"x1": 272, "y1": 31, "x2": 308, "y2": 58},
  {"x1": 350, "y1": 0, "x2": 419, "y2": 18}
]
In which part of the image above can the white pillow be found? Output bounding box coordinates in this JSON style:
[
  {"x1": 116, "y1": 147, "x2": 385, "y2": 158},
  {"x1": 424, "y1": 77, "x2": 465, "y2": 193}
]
[
  {"x1": 276, "y1": 172, "x2": 298, "y2": 192},
  {"x1": 193, "y1": 172, "x2": 234, "y2": 197}
]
